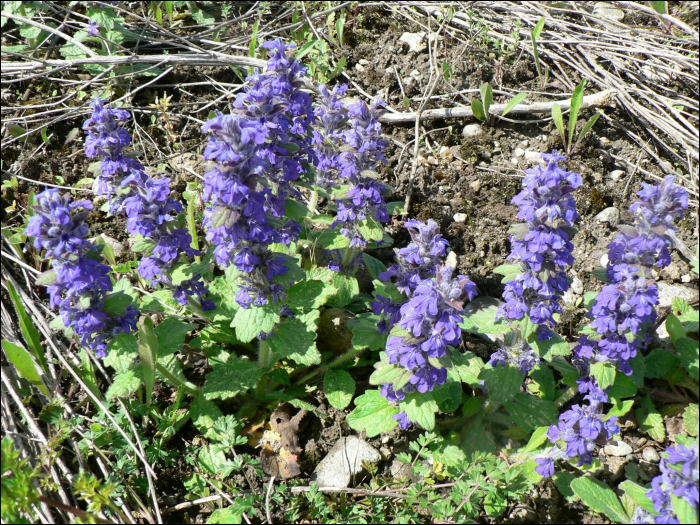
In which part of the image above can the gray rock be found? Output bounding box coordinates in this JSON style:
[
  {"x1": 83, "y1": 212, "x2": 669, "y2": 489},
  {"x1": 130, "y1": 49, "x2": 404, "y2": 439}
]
[
  {"x1": 571, "y1": 277, "x2": 584, "y2": 295},
  {"x1": 599, "y1": 137, "x2": 611, "y2": 146},
  {"x1": 663, "y1": 263, "x2": 681, "y2": 282},
  {"x1": 311, "y1": 436, "x2": 381, "y2": 488},
  {"x1": 462, "y1": 124, "x2": 483, "y2": 139},
  {"x1": 681, "y1": 274, "x2": 692, "y2": 283},
  {"x1": 605, "y1": 440, "x2": 633, "y2": 457},
  {"x1": 514, "y1": 147, "x2": 525, "y2": 158},
  {"x1": 594, "y1": 3, "x2": 625, "y2": 22},
  {"x1": 562, "y1": 290, "x2": 577, "y2": 306},
  {"x1": 463, "y1": 296, "x2": 505, "y2": 344},
  {"x1": 595, "y1": 207, "x2": 620, "y2": 227},
  {"x1": 642, "y1": 447, "x2": 660, "y2": 463},
  {"x1": 524, "y1": 150, "x2": 543, "y2": 163},
  {"x1": 656, "y1": 282, "x2": 699, "y2": 309},
  {"x1": 399, "y1": 32, "x2": 427, "y2": 53},
  {"x1": 453, "y1": 213, "x2": 467, "y2": 223},
  {"x1": 610, "y1": 169, "x2": 626, "y2": 182}
]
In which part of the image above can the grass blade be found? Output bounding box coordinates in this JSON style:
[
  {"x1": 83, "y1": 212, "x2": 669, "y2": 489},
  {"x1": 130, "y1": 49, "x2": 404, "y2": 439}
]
[
  {"x1": 2, "y1": 340, "x2": 50, "y2": 397},
  {"x1": 7, "y1": 281, "x2": 47, "y2": 373},
  {"x1": 532, "y1": 17, "x2": 546, "y2": 86},
  {"x1": 481, "y1": 82, "x2": 493, "y2": 117},
  {"x1": 138, "y1": 317, "x2": 158, "y2": 407},
  {"x1": 502, "y1": 92, "x2": 528, "y2": 118},
  {"x1": 568, "y1": 79, "x2": 587, "y2": 150},
  {"x1": 551, "y1": 103, "x2": 565, "y2": 150},
  {"x1": 472, "y1": 99, "x2": 486, "y2": 121},
  {"x1": 249, "y1": 19, "x2": 259, "y2": 58},
  {"x1": 574, "y1": 112, "x2": 601, "y2": 151}
]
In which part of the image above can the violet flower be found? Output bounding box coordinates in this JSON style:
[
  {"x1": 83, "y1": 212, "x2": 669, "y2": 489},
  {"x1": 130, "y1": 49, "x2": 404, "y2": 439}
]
[
  {"x1": 84, "y1": 97, "x2": 213, "y2": 311},
  {"x1": 202, "y1": 39, "x2": 313, "y2": 309},
  {"x1": 28, "y1": 189, "x2": 138, "y2": 358},
  {"x1": 498, "y1": 152, "x2": 582, "y2": 340},
  {"x1": 87, "y1": 21, "x2": 100, "y2": 37}
]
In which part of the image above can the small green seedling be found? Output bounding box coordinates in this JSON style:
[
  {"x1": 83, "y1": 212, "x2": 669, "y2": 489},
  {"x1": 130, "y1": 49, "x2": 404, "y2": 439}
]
[
  {"x1": 551, "y1": 79, "x2": 601, "y2": 156},
  {"x1": 472, "y1": 82, "x2": 528, "y2": 125},
  {"x1": 532, "y1": 17, "x2": 550, "y2": 89}
]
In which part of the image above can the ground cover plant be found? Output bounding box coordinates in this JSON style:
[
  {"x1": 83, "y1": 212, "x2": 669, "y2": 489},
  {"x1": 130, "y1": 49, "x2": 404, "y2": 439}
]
[{"x1": 1, "y1": 2, "x2": 699, "y2": 524}]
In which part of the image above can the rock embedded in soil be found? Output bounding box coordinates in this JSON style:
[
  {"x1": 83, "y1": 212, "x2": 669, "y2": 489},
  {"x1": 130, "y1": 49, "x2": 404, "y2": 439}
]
[
  {"x1": 462, "y1": 123, "x2": 483, "y2": 139},
  {"x1": 642, "y1": 447, "x2": 660, "y2": 463},
  {"x1": 453, "y1": 212, "x2": 467, "y2": 223},
  {"x1": 311, "y1": 436, "x2": 381, "y2": 488},
  {"x1": 399, "y1": 32, "x2": 427, "y2": 53},
  {"x1": 571, "y1": 277, "x2": 584, "y2": 295},
  {"x1": 524, "y1": 150, "x2": 543, "y2": 163},
  {"x1": 656, "y1": 282, "x2": 699, "y2": 309},
  {"x1": 604, "y1": 440, "x2": 633, "y2": 457},
  {"x1": 594, "y1": 207, "x2": 621, "y2": 227},
  {"x1": 514, "y1": 147, "x2": 525, "y2": 158},
  {"x1": 610, "y1": 169, "x2": 626, "y2": 181}
]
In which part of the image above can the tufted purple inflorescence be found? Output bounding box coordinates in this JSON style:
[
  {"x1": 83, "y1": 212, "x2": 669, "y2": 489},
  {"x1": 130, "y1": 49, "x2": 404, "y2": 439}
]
[
  {"x1": 541, "y1": 382, "x2": 619, "y2": 469},
  {"x1": 311, "y1": 83, "x2": 350, "y2": 189},
  {"x1": 633, "y1": 444, "x2": 699, "y2": 524},
  {"x1": 381, "y1": 264, "x2": 477, "y2": 429},
  {"x1": 28, "y1": 189, "x2": 138, "y2": 358},
  {"x1": 84, "y1": 97, "x2": 212, "y2": 311},
  {"x1": 202, "y1": 39, "x2": 313, "y2": 309},
  {"x1": 498, "y1": 152, "x2": 582, "y2": 340},
  {"x1": 573, "y1": 176, "x2": 688, "y2": 376},
  {"x1": 488, "y1": 331, "x2": 541, "y2": 376},
  {"x1": 332, "y1": 98, "x2": 390, "y2": 248}
]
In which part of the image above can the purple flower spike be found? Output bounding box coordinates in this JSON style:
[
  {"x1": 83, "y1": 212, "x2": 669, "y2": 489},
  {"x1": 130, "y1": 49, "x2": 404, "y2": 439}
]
[
  {"x1": 644, "y1": 444, "x2": 699, "y2": 524},
  {"x1": 498, "y1": 152, "x2": 582, "y2": 338}
]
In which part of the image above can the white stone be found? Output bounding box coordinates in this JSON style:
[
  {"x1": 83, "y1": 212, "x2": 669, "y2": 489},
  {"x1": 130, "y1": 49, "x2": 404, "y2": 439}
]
[
  {"x1": 453, "y1": 213, "x2": 467, "y2": 223},
  {"x1": 562, "y1": 290, "x2": 576, "y2": 306},
  {"x1": 599, "y1": 137, "x2": 611, "y2": 146},
  {"x1": 311, "y1": 436, "x2": 381, "y2": 488},
  {"x1": 524, "y1": 150, "x2": 543, "y2": 163},
  {"x1": 610, "y1": 169, "x2": 625, "y2": 182},
  {"x1": 594, "y1": 3, "x2": 625, "y2": 22},
  {"x1": 595, "y1": 207, "x2": 620, "y2": 227},
  {"x1": 462, "y1": 124, "x2": 483, "y2": 139},
  {"x1": 514, "y1": 147, "x2": 525, "y2": 158},
  {"x1": 358, "y1": 59, "x2": 370, "y2": 66},
  {"x1": 656, "y1": 282, "x2": 699, "y2": 309},
  {"x1": 520, "y1": 140, "x2": 530, "y2": 148},
  {"x1": 604, "y1": 440, "x2": 633, "y2": 457},
  {"x1": 642, "y1": 447, "x2": 660, "y2": 463},
  {"x1": 511, "y1": 157, "x2": 519, "y2": 165},
  {"x1": 493, "y1": 141, "x2": 500, "y2": 148},
  {"x1": 601, "y1": 253, "x2": 609, "y2": 268},
  {"x1": 571, "y1": 277, "x2": 584, "y2": 295},
  {"x1": 355, "y1": 63, "x2": 365, "y2": 73},
  {"x1": 399, "y1": 32, "x2": 427, "y2": 53},
  {"x1": 681, "y1": 274, "x2": 692, "y2": 283},
  {"x1": 444, "y1": 251, "x2": 458, "y2": 268}
]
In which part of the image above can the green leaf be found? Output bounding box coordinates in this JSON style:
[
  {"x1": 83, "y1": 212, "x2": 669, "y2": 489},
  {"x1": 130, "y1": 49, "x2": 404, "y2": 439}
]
[
  {"x1": 666, "y1": 314, "x2": 686, "y2": 344},
  {"x1": 287, "y1": 279, "x2": 334, "y2": 312},
  {"x1": 478, "y1": 366, "x2": 524, "y2": 403},
  {"x1": 583, "y1": 290, "x2": 599, "y2": 310},
  {"x1": 471, "y1": 99, "x2": 486, "y2": 121},
  {"x1": 6, "y1": 281, "x2": 47, "y2": 373},
  {"x1": 607, "y1": 372, "x2": 637, "y2": 403},
  {"x1": 138, "y1": 317, "x2": 158, "y2": 406},
  {"x1": 324, "y1": 369, "x2": 355, "y2": 410},
  {"x1": 348, "y1": 313, "x2": 387, "y2": 351},
  {"x1": 529, "y1": 331, "x2": 570, "y2": 361},
  {"x1": 459, "y1": 307, "x2": 510, "y2": 335},
  {"x1": 105, "y1": 369, "x2": 141, "y2": 400},
  {"x1": 644, "y1": 348, "x2": 679, "y2": 378},
  {"x1": 203, "y1": 354, "x2": 263, "y2": 401},
  {"x1": 369, "y1": 359, "x2": 410, "y2": 388},
  {"x1": 191, "y1": 396, "x2": 224, "y2": 439},
  {"x1": 591, "y1": 361, "x2": 616, "y2": 390},
  {"x1": 551, "y1": 103, "x2": 565, "y2": 146},
  {"x1": 432, "y1": 380, "x2": 463, "y2": 413},
  {"x1": 362, "y1": 253, "x2": 387, "y2": 280},
  {"x1": 104, "y1": 333, "x2": 138, "y2": 374},
  {"x1": 571, "y1": 476, "x2": 629, "y2": 524},
  {"x1": 461, "y1": 414, "x2": 496, "y2": 458},
  {"x1": 675, "y1": 337, "x2": 698, "y2": 377},
  {"x1": 347, "y1": 390, "x2": 399, "y2": 437},
  {"x1": 448, "y1": 351, "x2": 484, "y2": 385},
  {"x1": 637, "y1": 396, "x2": 665, "y2": 441},
  {"x1": 401, "y1": 391, "x2": 438, "y2": 430},
  {"x1": 357, "y1": 217, "x2": 385, "y2": 242},
  {"x1": 575, "y1": 113, "x2": 600, "y2": 148},
  {"x1": 208, "y1": 508, "x2": 242, "y2": 524},
  {"x1": 205, "y1": 275, "x2": 240, "y2": 322},
  {"x1": 554, "y1": 472, "x2": 579, "y2": 503},
  {"x1": 155, "y1": 318, "x2": 196, "y2": 356},
  {"x1": 103, "y1": 291, "x2": 132, "y2": 316},
  {"x1": 649, "y1": 1, "x2": 667, "y2": 14},
  {"x1": 267, "y1": 316, "x2": 320, "y2": 366},
  {"x1": 672, "y1": 495, "x2": 697, "y2": 525},
  {"x1": 493, "y1": 263, "x2": 522, "y2": 284},
  {"x1": 523, "y1": 426, "x2": 550, "y2": 454},
  {"x1": 329, "y1": 273, "x2": 359, "y2": 308},
  {"x1": 550, "y1": 356, "x2": 580, "y2": 387},
  {"x1": 273, "y1": 253, "x2": 306, "y2": 287},
  {"x1": 2, "y1": 340, "x2": 49, "y2": 397},
  {"x1": 607, "y1": 400, "x2": 635, "y2": 420},
  {"x1": 532, "y1": 16, "x2": 546, "y2": 40},
  {"x1": 529, "y1": 365, "x2": 556, "y2": 400},
  {"x1": 683, "y1": 404, "x2": 699, "y2": 436},
  {"x1": 619, "y1": 480, "x2": 656, "y2": 514},
  {"x1": 316, "y1": 227, "x2": 351, "y2": 249},
  {"x1": 503, "y1": 393, "x2": 559, "y2": 432},
  {"x1": 569, "y1": 79, "x2": 587, "y2": 149},
  {"x1": 502, "y1": 92, "x2": 528, "y2": 118},
  {"x1": 231, "y1": 303, "x2": 280, "y2": 343},
  {"x1": 677, "y1": 309, "x2": 698, "y2": 335},
  {"x1": 480, "y1": 82, "x2": 493, "y2": 116}
]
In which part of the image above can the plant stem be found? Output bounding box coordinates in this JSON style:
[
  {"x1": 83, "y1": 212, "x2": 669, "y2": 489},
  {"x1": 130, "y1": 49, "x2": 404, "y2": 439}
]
[
  {"x1": 308, "y1": 190, "x2": 319, "y2": 215},
  {"x1": 555, "y1": 384, "x2": 579, "y2": 409},
  {"x1": 155, "y1": 363, "x2": 200, "y2": 396},
  {"x1": 342, "y1": 247, "x2": 357, "y2": 269}
]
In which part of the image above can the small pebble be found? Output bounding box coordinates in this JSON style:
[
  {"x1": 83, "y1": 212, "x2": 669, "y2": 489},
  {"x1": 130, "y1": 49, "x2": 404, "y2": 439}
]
[
  {"x1": 642, "y1": 447, "x2": 660, "y2": 463},
  {"x1": 511, "y1": 157, "x2": 519, "y2": 165},
  {"x1": 604, "y1": 440, "x2": 633, "y2": 457},
  {"x1": 610, "y1": 169, "x2": 625, "y2": 181},
  {"x1": 470, "y1": 179, "x2": 482, "y2": 193},
  {"x1": 571, "y1": 277, "x2": 583, "y2": 295},
  {"x1": 453, "y1": 213, "x2": 467, "y2": 223},
  {"x1": 463, "y1": 124, "x2": 484, "y2": 139},
  {"x1": 595, "y1": 207, "x2": 620, "y2": 227},
  {"x1": 681, "y1": 274, "x2": 692, "y2": 283},
  {"x1": 520, "y1": 140, "x2": 530, "y2": 148},
  {"x1": 601, "y1": 253, "x2": 609, "y2": 268},
  {"x1": 524, "y1": 150, "x2": 543, "y2": 162},
  {"x1": 514, "y1": 147, "x2": 525, "y2": 158},
  {"x1": 599, "y1": 137, "x2": 611, "y2": 145}
]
